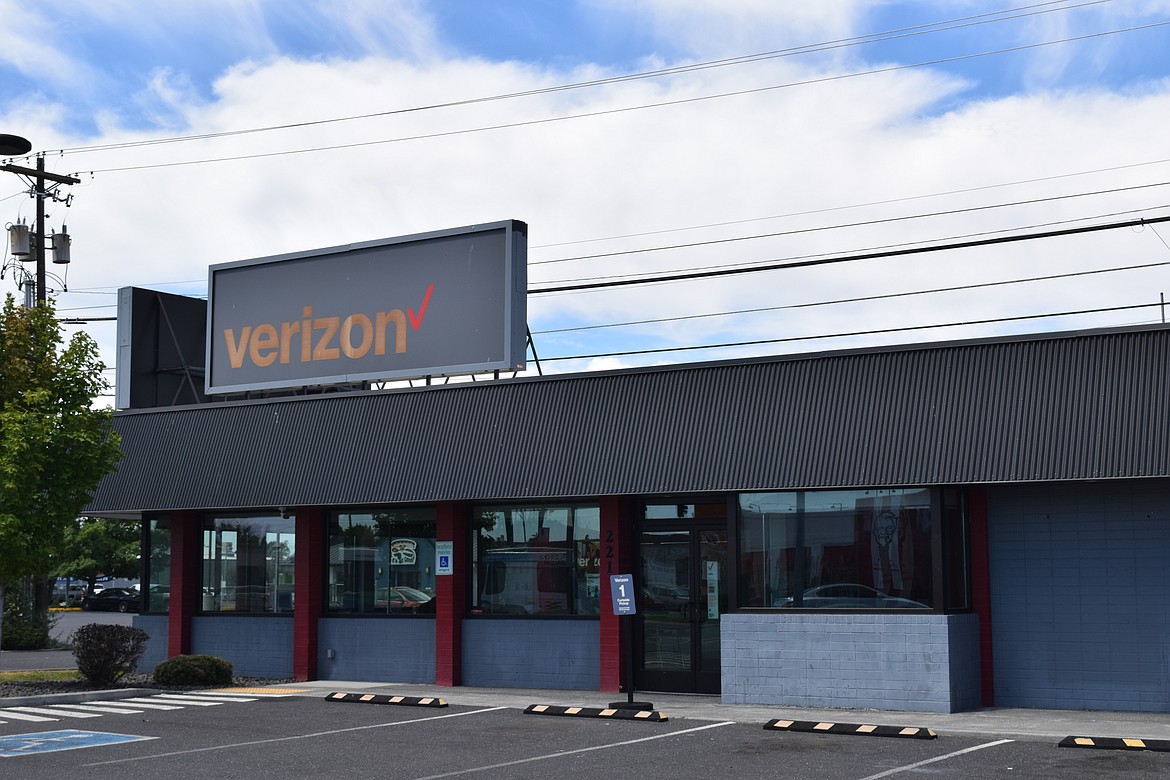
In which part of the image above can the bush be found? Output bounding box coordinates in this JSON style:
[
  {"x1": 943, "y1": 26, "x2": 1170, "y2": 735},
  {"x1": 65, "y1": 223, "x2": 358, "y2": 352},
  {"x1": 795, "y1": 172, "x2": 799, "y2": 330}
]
[
  {"x1": 2, "y1": 610, "x2": 53, "y2": 650},
  {"x1": 153, "y1": 654, "x2": 233, "y2": 687},
  {"x1": 2, "y1": 587, "x2": 57, "y2": 650},
  {"x1": 72, "y1": 623, "x2": 149, "y2": 686}
]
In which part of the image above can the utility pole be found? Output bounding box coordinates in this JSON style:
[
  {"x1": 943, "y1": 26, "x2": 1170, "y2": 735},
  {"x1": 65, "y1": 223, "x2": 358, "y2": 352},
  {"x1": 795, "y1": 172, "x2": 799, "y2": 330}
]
[{"x1": 1, "y1": 155, "x2": 80, "y2": 305}]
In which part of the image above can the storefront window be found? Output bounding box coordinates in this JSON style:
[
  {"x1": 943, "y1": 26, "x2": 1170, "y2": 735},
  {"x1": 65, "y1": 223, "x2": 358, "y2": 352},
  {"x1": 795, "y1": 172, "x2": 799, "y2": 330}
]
[
  {"x1": 145, "y1": 516, "x2": 171, "y2": 613},
  {"x1": 327, "y1": 508, "x2": 437, "y2": 614},
  {"x1": 201, "y1": 514, "x2": 295, "y2": 613},
  {"x1": 471, "y1": 505, "x2": 600, "y2": 616},
  {"x1": 738, "y1": 489, "x2": 935, "y2": 609}
]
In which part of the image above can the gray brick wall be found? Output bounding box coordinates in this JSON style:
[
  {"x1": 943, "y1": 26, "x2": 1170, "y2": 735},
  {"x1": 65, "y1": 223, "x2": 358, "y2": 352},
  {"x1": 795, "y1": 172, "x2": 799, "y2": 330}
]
[
  {"x1": 989, "y1": 480, "x2": 1170, "y2": 712},
  {"x1": 462, "y1": 619, "x2": 599, "y2": 690},
  {"x1": 131, "y1": 615, "x2": 169, "y2": 672},
  {"x1": 721, "y1": 612, "x2": 980, "y2": 713},
  {"x1": 318, "y1": 618, "x2": 435, "y2": 683},
  {"x1": 191, "y1": 616, "x2": 293, "y2": 678}
]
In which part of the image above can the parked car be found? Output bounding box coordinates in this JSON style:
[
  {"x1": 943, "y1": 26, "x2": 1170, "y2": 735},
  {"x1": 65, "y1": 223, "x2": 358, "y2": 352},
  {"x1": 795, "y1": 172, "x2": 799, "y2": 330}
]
[
  {"x1": 79, "y1": 587, "x2": 140, "y2": 613},
  {"x1": 773, "y1": 583, "x2": 928, "y2": 609},
  {"x1": 144, "y1": 584, "x2": 171, "y2": 612},
  {"x1": 375, "y1": 586, "x2": 435, "y2": 613}
]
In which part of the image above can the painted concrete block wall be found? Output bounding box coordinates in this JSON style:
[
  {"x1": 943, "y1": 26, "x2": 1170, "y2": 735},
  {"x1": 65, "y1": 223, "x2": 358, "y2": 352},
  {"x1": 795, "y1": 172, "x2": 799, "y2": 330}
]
[
  {"x1": 191, "y1": 617, "x2": 293, "y2": 678},
  {"x1": 462, "y1": 620, "x2": 599, "y2": 690},
  {"x1": 988, "y1": 481, "x2": 1170, "y2": 712},
  {"x1": 131, "y1": 615, "x2": 169, "y2": 672},
  {"x1": 318, "y1": 618, "x2": 435, "y2": 683},
  {"x1": 721, "y1": 613, "x2": 981, "y2": 713}
]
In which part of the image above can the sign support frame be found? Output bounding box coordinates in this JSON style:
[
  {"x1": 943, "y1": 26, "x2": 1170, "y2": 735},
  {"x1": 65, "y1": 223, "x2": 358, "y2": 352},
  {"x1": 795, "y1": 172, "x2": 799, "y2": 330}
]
[{"x1": 608, "y1": 573, "x2": 653, "y2": 711}]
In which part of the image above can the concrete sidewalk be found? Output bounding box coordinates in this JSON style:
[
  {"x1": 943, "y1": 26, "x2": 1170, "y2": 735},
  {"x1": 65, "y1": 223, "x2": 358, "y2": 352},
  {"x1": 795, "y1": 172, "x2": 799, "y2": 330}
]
[
  {"x1": 4, "y1": 650, "x2": 1169, "y2": 744},
  {"x1": 294, "y1": 679, "x2": 1170, "y2": 744}
]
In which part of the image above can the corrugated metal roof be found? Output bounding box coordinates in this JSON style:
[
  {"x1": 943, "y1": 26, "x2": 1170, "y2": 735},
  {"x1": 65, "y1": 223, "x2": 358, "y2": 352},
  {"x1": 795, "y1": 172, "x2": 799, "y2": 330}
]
[{"x1": 87, "y1": 324, "x2": 1170, "y2": 515}]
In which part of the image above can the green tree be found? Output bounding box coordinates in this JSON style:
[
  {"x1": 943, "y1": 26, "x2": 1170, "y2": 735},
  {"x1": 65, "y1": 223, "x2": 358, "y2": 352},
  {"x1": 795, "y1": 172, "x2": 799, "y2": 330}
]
[
  {"x1": 56, "y1": 516, "x2": 142, "y2": 597},
  {"x1": 0, "y1": 296, "x2": 122, "y2": 650}
]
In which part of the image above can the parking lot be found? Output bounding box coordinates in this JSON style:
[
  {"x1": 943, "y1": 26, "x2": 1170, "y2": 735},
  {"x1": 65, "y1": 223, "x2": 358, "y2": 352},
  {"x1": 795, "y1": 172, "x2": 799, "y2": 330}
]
[{"x1": 2, "y1": 684, "x2": 1169, "y2": 780}]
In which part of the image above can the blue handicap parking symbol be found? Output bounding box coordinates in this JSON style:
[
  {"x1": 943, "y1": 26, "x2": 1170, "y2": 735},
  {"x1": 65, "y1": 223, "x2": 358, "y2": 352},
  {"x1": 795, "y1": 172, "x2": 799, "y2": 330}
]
[{"x1": 0, "y1": 729, "x2": 155, "y2": 758}]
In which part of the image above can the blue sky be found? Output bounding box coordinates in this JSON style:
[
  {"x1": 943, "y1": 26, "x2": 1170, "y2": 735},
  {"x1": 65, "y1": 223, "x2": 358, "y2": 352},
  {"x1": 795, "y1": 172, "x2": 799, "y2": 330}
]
[
  {"x1": 2, "y1": 1, "x2": 1170, "y2": 401},
  {"x1": 5, "y1": 2, "x2": 1169, "y2": 134}
]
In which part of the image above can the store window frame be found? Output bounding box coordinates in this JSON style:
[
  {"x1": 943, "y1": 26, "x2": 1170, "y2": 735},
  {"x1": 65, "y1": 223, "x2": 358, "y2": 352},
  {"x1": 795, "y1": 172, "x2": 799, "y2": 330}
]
[
  {"x1": 735, "y1": 486, "x2": 970, "y2": 614},
  {"x1": 325, "y1": 506, "x2": 438, "y2": 616},
  {"x1": 200, "y1": 513, "x2": 296, "y2": 615},
  {"x1": 469, "y1": 502, "x2": 601, "y2": 618}
]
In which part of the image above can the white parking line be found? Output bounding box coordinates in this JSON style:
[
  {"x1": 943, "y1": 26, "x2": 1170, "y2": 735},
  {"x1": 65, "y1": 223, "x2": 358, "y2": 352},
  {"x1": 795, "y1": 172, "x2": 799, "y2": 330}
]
[
  {"x1": 48, "y1": 703, "x2": 146, "y2": 715},
  {"x1": 4, "y1": 706, "x2": 100, "y2": 719},
  {"x1": 411, "y1": 721, "x2": 738, "y2": 780},
  {"x1": 116, "y1": 699, "x2": 186, "y2": 710},
  {"x1": 147, "y1": 695, "x2": 223, "y2": 706},
  {"x1": 856, "y1": 738, "x2": 1015, "y2": 780},
  {"x1": 0, "y1": 710, "x2": 58, "y2": 722}
]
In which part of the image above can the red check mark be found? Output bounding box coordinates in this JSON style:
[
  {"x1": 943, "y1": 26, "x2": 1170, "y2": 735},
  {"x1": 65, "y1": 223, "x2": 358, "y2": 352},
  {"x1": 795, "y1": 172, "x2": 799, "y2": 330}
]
[{"x1": 408, "y1": 284, "x2": 434, "y2": 330}]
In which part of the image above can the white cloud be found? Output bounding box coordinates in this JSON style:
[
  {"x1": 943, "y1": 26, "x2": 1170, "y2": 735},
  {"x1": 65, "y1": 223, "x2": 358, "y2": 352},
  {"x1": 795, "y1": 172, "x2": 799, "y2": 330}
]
[{"x1": 316, "y1": 0, "x2": 446, "y2": 61}]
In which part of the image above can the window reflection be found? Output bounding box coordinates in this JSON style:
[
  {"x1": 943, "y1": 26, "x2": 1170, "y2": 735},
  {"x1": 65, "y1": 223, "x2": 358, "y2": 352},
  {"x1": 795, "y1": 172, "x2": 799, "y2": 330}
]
[
  {"x1": 471, "y1": 505, "x2": 600, "y2": 615},
  {"x1": 201, "y1": 514, "x2": 296, "y2": 613},
  {"x1": 145, "y1": 517, "x2": 171, "y2": 613},
  {"x1": 738, "y1": 489, "x2": 934, "y2": 609},
  {"x1": 327, "y1": 509, "x2": 437, "y2": 614}
]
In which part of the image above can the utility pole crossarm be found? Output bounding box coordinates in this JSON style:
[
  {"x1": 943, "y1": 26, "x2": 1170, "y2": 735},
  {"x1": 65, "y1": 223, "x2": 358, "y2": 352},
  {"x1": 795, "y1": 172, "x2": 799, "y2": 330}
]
[{"x1": 0, "y1": 163, "x2": 81, "y2": 185}]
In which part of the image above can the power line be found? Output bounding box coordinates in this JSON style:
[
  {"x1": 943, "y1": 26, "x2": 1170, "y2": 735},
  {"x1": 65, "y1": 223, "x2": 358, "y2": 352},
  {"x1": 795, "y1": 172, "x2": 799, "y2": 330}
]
[
  {"x1": 53, "y1": 155, "x2": 1170, "y2": 299},
  {"x1": 531, "y1": 180, "x2": 1170, "y2": 269},
  {"x1": 63, "y1": 20, "x2": 1169, "y2": 177},
  {"x1": 529, "y1": 213, "x2": 1170, "y2": 295},
  {"x1": 532, "y1": 156, "x2": 1170, "y2": 250},
  {"x1": 47, "y1": 0, "x2": 1107, "y2": 158},
  {"x1": 539, "y1": 301, "x2": 1164, "y2": 363},
  {"x1": 532, "y1": 260, "x2": 1170, "y2": 335},
  {"x1": 536, "y1": 202, "x2": 1168, "y2": 286},
  {"x1": 56, "y1": 205, "x2": 1170, "y2": 304}
]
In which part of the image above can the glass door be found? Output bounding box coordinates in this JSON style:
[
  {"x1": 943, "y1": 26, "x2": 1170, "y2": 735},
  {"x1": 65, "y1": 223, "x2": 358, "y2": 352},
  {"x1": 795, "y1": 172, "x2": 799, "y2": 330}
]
[{"x1": 636, "y1": 525, "x2": 727, "y2": 694}]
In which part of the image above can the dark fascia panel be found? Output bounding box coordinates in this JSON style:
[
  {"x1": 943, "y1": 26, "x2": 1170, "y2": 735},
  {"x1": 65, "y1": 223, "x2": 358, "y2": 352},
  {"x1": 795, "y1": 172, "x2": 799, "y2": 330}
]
[{"x1": 86, "y1": 323, "x2": 1170, "y2": 515}]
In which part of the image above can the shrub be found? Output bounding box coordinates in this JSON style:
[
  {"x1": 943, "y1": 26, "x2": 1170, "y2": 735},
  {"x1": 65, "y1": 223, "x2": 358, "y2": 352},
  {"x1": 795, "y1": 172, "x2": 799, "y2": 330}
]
[
  {"x1": 2, "y1": 609, "x2": 54, "y2": 651},
  {"x1": 153, "y1": 654, "x2": 233, "y2": 687},
  {"x1": 1, "y1": 585, "x2": 56, "y2": 650},
  {"x1": 72, "y1": 623, "x2": 149, "y2": 686}
]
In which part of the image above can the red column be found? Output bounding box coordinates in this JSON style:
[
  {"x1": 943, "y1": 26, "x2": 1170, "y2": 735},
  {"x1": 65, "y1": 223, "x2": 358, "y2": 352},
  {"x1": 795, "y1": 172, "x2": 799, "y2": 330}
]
[
  {"x1": 168, "y1": 510, "x2": 201, "y2": 657},
  {"x1": 967, "y1": 486, "x2": 995, "y2": 706},
  {"x1": 435, "y1": 502, "x2": 467, "y2": 687},
  {"x1": 599, "y1": 496, "x2": 635, "y2": 693},
  {"x1": 293, "y1": 506, "x2": 325, "y2": 681}
]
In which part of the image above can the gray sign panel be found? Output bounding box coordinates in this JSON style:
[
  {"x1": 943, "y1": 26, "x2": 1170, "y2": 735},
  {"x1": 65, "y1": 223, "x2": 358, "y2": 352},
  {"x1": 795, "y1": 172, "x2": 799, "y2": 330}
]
[
  {"x1": 206, "y1": 221, "x2": 526, "y2": 395},
  {"x1": 609, "y1": 573, "x2": 637, "y2": 615}
]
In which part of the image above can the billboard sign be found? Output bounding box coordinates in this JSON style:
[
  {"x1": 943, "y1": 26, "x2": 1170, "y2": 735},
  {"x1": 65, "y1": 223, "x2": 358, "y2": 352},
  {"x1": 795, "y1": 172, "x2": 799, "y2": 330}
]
[{"x1": 206, "y1": 220, "x2": 527, "y2": 395}]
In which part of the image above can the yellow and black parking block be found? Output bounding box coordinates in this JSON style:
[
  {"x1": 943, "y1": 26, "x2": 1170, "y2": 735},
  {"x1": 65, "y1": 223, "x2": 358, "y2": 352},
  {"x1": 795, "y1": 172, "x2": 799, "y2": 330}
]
[
  {"x1": 326, "y1": 692, "x2": 447, "y2": 707},
  {"x1": 524, "y1": 704, "x2": 668, "y2": 722},
  {"x1": 764, "y1": 719, "x2": 936, "y2": 739},
  {"x1": 1059, "y1": 736, "x2": 1170, "y2": 751}
]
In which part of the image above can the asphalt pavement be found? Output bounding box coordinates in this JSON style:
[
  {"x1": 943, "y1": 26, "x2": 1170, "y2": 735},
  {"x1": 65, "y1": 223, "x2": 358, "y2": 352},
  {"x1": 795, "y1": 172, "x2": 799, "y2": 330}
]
[
  {"x1": 4, "y1": 647, "x2": 1168, "y2": 745},
  {"x1": 0, "y1": 649, "x2": 76, "y2": 671}
]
